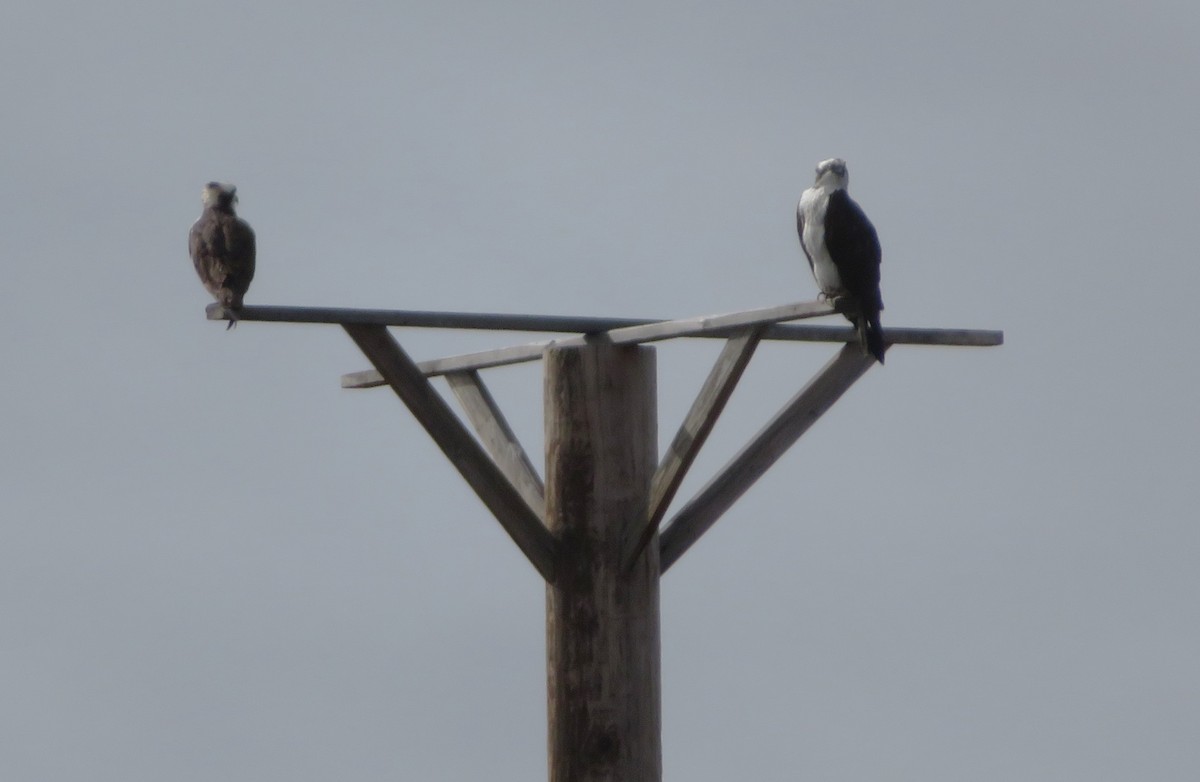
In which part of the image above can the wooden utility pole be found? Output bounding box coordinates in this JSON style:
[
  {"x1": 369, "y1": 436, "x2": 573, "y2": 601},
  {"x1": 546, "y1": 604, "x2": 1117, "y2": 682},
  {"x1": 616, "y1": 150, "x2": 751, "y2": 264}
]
[
  {"x1": 545, "y1": 343, "x2": 660, "y2": 781},
  {"x1": 207, "y1": 299, "x2": 1002, "y2": 779}
]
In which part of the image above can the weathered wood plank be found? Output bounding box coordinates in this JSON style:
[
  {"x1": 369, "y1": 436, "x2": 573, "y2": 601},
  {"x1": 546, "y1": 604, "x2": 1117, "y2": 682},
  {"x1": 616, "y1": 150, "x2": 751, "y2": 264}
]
[
  {"x1": 209, "y1": 300, "x2": 832, "y2": 332},
  {"x1": 659, "y1": 343, "x2": 878, "y2": 573},
  {"x1": 210, "y1": 302, "x2": 656, "y2": 331},
  {"x1": 545, "y1": 344, "x2": 660, "y2": 782},
  {"x1": 415, "y1": 342, "x2": 555, "y2": 378},
  {"x1": 624, "y1": 329, "x2": 763, "y2": 568},
  {"x1": 341, "y1": 324, "x2": 1003, "y2": 388},
  {"x1": 342, "y1": 324, "x2": 557, "y2": 582},
  {"x1": 445, "y1": 370, "x2": 545, "y2": 520},
  {"x1": 208, "y1": 302, "x2": 1001, "y2": 350},
  {"x1": 597, "y1": 300, "x2": 833, "y2": 343}
]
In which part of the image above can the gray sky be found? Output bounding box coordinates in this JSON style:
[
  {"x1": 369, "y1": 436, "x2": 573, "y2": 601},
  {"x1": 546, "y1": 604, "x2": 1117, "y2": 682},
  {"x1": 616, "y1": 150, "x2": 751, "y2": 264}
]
[{"x1": 3, "y1": 1, "x2": 1198, "y2": 779}]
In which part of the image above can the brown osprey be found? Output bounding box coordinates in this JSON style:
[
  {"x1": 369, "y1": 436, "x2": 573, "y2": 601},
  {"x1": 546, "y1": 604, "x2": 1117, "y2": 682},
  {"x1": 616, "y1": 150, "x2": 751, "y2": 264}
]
[{"x1": 190, "y1": 182, "x2": 256, "y2": 329}]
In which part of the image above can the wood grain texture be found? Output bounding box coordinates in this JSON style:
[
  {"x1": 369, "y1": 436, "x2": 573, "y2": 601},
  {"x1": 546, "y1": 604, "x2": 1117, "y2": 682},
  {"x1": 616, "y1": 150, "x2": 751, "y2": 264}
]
[
  {"x1": 659, "y1": 343, "x2": 878, "y2": 573},
  {"x1": 544, "y1": 344, "x2": 661, "y2": 782},
  {"x1": 342, "y1": 324, "x2": 557, "y2": 582},
  {"x1": 445, "y1": 370, "x2": 545, "y2": 520},
  {"x1": 625, "y1": 329, "x2": 763, "y2": 568}
]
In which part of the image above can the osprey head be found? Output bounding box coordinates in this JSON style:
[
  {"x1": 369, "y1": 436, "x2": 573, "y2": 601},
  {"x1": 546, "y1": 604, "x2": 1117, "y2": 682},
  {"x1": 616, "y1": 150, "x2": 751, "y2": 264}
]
[
  {"x1": 813, "y1": 158, "x2": 849, "y2": 190},
  {"x1": 201, "y1": 181, "x2": 238, "y2": 209}
]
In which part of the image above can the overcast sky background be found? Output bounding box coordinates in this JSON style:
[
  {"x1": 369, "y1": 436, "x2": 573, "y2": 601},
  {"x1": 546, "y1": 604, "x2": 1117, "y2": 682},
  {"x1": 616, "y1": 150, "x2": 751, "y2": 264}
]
[{"x1": 3, "y1": 1, "x2": 1198, "y2": 780}]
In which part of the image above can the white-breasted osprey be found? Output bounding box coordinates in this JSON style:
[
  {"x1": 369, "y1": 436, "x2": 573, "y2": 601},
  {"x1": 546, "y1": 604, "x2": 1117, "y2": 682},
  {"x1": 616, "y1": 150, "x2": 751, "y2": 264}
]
[
  {"x1": 796, "y1": 158, "x2": 885, "y2": 363},
  {"x1": 190, "y1": 182, "x2": 256, "y2": 329}
]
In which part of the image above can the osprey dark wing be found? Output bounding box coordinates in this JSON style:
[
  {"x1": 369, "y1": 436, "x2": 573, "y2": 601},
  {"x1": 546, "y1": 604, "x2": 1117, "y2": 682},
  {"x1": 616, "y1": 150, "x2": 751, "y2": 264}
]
[{"x1": 823, "y1": 190, "x2": 883, "y2": 314}]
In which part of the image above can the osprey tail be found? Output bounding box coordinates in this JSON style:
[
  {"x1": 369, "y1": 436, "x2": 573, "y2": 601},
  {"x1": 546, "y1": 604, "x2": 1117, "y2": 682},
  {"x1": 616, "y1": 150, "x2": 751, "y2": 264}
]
[
  {"x1": 219, "y1": 288, "x2": 242, "y2": 330},
  {"x1": 856, "y1": 309, "x2": 885, "y2": 364}
]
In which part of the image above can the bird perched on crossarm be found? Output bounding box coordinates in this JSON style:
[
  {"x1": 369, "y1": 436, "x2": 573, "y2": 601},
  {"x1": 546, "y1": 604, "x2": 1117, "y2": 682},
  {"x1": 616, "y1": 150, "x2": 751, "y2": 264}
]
[
  {"x1": 796, "y1": 158, "x2": 885, "y2": 363},
  {"x1": 190, "y1": 182, "x2": 256, "y2": 329}
]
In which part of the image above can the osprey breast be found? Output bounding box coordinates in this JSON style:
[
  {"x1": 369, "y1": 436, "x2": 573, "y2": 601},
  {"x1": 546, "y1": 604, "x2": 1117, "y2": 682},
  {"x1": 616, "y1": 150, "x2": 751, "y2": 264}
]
[{"x1": 798, "y1": 189, "x2": 843, "y2": 295}]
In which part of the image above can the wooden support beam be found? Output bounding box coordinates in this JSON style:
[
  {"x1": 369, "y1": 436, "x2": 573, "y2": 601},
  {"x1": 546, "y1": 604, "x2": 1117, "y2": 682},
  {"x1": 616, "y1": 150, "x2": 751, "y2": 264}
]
[
  {"x1": 594, "y1": 300, "x2": 832, "y2": 343},
  {"x1": 624, "y1": 328, "x2": 763, "y2": 568},
  {"x1": 211, "y1": 299, "x2": 1003, "y2": 352},
  {"x1": 659, "y1": 343, "x2": 877, "y2": 573},
  {"x1": 445, "y1": 370, "x2": 545, "y2": 519},
  {"x1": 210, "y1": 302, "x2": 657, "y2": 332},
  {"x1": 208, "y1": 300, "x2": 833, "y2": 333},
  {"x1": 545, "y1": 344, "x2": 661, "y2": 782},
  {"x1": 342, "y1": 324, "x2": 557, "y2": 582},
  {"x1": 341, "y1": 324, "x2": 1003, "y2": 388},
  {"x1": 210, "y1": 300, "x2": 1001, "y2": 779}
]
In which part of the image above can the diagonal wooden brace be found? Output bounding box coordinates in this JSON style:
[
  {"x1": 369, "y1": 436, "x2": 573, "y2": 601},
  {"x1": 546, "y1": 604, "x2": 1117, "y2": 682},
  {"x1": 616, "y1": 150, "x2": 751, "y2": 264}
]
[
  {"x1": 445, "y1": 370, "x2": 546, "y2": 519},
  {"x1": 343, "y1": 324, "x2": 558, "y2": 582},
  {"x1": 624, "y1": 328, "x2": 764, "y2": 568},
  {"x1": 659, "y1": 343, "x2": 879, "y2": 573}
]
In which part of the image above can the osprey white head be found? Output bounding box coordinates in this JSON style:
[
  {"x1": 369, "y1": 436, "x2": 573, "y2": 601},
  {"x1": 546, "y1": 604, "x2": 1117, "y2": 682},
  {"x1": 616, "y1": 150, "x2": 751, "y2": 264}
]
[{"x1": 813, "y1": 158, "x2": 849, "y2": 190}]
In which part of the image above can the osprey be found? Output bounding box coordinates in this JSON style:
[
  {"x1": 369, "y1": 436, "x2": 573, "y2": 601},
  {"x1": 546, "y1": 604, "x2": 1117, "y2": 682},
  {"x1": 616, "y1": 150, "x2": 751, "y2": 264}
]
[
  {"x1": 190, "y1": 182, "x2": 256, "y2": 329},
  {"x1": 796, "y1": 158, "x2": 885, "y2": 363}
]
